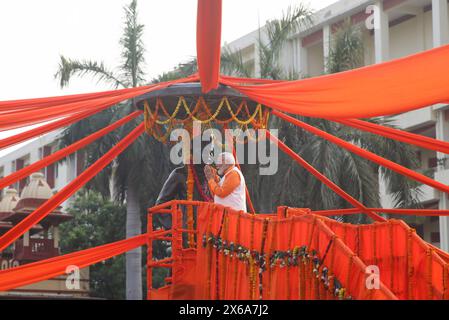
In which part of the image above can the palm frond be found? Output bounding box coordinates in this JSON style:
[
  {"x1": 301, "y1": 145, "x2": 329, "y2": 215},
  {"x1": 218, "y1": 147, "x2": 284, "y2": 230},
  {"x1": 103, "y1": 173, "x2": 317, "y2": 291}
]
[
  {"x1": 326, "y1": 19, "x2": 364, "y2": 73},
  {"x1": 119, "y1": 0, "x2": 146, "y2": 87},
  {"x1": 54, "y1": 55, "x2": 125, "y2": 88}
]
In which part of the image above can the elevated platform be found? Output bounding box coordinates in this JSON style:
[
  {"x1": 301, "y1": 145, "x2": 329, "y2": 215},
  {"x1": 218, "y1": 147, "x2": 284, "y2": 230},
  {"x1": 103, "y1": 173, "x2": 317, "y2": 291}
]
[{"x1": 147, "y1": 201, "x2": 449, "y2": 300}]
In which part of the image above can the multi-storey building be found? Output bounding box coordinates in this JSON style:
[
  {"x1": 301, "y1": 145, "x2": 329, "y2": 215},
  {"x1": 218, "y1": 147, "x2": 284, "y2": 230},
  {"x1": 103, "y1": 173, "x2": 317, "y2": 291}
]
[{"x1": 226, "y1": 0, "x2": 449, "y2": 250}]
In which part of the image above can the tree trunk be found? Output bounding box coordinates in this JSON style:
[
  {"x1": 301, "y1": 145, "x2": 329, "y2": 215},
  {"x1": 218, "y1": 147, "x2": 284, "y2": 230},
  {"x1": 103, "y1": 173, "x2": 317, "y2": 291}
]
[{"x1": 125, "y1": 183, "x2": 142, "y2": 300}]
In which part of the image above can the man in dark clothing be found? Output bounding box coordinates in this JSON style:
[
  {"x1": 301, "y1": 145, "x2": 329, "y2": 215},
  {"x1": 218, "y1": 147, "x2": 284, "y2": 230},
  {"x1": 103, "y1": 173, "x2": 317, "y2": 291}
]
[{"x1": 154, "y1": 166, "x2": 188, "y2": 230}]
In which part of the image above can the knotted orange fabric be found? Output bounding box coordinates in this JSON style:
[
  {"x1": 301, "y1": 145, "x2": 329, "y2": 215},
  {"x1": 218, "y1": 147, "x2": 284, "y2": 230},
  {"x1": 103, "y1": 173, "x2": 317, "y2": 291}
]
[
  {"x1": 220, "y1": 43, "x2": 449, "y2": 118},
  {"x1": 0, "y1": 123, "x2": 145, "y2": 251},
  {"x1": 334, "y1": 118, "x2": 449, "y2": 155},
  {"x1": 0, "y1": 111, "x2": 142, "y2": 190},
  {"x1": 157, "y1": 202, "x2": 397, "y2": 300},
  {"x1": 197, "y1": 0, "x2": 222, "y2": 93},
  {"x1": 0, "y1": 234, "x2": 146, "y2": 292}
]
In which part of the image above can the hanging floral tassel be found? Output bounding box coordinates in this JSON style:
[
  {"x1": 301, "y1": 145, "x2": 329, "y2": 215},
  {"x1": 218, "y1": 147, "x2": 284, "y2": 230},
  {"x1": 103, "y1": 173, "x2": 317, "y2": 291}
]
[{"x1": 186, "y1": 164, "x2": 195, "y2": 247}]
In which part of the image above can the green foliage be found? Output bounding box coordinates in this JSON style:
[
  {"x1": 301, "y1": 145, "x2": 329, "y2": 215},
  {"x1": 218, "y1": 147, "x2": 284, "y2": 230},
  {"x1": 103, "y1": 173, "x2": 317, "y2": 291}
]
[
  {"x1": 59, "y1": 190, "x2": 126, "y2": 299},
  {"x1": 120, "y1": 0, "x2": 146, "y2": 87},
  {"x1": 152, "y1": 59, "x2": 197, "y2": 83},
  {"x1": 326, "y1": 19, "x2": 364, "y2": 73},
  {"x1": 221, "y1": 46, "x2": 252, "y2": 78},
  {"x1": 55, "y1": 0, "x2": 172, "y2": 299}
]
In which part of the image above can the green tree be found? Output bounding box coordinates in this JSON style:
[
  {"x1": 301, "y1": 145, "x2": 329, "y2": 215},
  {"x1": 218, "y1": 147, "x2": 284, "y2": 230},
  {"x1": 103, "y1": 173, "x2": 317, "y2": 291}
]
[
  {"x1": 60, "y1": 190, "x2": 126, "y2": 299},
  {"x1": 55, "y1": 0, "x2": 173, "y2": 299}
]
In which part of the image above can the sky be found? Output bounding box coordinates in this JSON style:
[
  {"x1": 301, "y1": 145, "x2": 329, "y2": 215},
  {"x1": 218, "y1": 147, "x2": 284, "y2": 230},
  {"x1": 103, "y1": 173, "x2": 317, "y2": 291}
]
[
  {"x1": 0, "y1": 0, "x2": 337, "y2": 100},
  {"x1": 0, "y1": 0, "x2": 337, "y2": 155}
]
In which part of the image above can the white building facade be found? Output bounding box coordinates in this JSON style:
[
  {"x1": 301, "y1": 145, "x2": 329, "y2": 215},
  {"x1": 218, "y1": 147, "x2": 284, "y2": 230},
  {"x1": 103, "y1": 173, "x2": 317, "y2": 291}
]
[
  {"x1": 226, "y1": 0, "x2": 449, "y2": 250},
  {"x1": 0, "y1": 129, "x2": 83, "y2": 209}
]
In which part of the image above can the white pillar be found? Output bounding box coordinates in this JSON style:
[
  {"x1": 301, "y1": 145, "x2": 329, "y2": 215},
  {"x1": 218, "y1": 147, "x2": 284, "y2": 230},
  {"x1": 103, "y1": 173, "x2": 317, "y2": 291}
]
[
  {"x1": 432, "y1": 0, "x2": 449, "y2": 47},
  {"x1": 296, "y1": 38, "x2": 308, "y2": 77},
  {"x1": 53, "y1": 226, "x2": 60, "y2": 248},
  {"x1": 323, "y1": 25, "x2": 331, "y2": 71},
  {"x1": 254, "y1": 42, "x2": 261, "y2": 78},
  {"x1": 433, "y1": 0, "x2": 449, "y2": 252},
  {"x1": 23, "y1": 231, "x2": 30, "y2": 247},
  {"x1": 374, "y1": 1, "x2": 390, "y2": 63},
  {"x1": 292, "y1": 38, "x2": 298, "y2": 73}
]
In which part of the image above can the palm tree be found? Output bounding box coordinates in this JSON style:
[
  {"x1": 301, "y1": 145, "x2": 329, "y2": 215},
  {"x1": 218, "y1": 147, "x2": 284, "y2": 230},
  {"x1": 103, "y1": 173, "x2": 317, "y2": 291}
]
[
  {"x1": 55, "y1": 0, "x2": 172, "y2": 299},
  {"x1": 151, "y1": 4, "x2": 422, "y2": 219}
]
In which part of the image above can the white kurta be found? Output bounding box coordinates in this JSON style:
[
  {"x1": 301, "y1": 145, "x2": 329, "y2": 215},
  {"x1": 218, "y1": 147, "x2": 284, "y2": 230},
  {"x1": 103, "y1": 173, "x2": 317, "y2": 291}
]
[{"x1": 213, "y1": 167, "x2": 247, "y2": 212}]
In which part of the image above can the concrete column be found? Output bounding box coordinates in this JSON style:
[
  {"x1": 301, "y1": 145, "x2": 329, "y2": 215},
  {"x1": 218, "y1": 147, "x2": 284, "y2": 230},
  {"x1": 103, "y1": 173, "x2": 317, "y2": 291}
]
[
  {"x1": 23, "y1": 231, "x2": 30, "y2": 247},
  {"x1": 254, "y1": 42, "x2": 261, "y2": 78},
  {"x1": 436, "y1": 110, "x2": 449, "y2": 251},
  {"x1": 53, "y1": 226, "x2": 60, "y2": 248},
  {"x1": 323, "y1": 25, "x2": 331, "y2": 71},
  {"x1": 415, "y1": 10, "x2": 425, "y2": 52},
  {"x1": 298, "y1": 39, "x2": 308, "y2": 77},
  {"x1": 374, "y1": 1, "x2": 390, "y2": 63},
  {"x1": 433, "y1": 0, "x2": 449, "y2": 251},
  {"x1": 292, "y1": 38, "x2": 298, "y2": 73},
  {"x1": 432, "y1": 0, "x2": 449, "y2": 47}
]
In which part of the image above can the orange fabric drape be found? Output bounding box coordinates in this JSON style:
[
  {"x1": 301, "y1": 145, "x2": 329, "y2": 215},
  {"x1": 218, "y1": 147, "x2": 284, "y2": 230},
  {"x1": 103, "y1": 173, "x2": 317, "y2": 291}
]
[
  {"x1": 172, "y1": 203, "x2": 396, "y2": 300},
  {"x1": 0, "y1": 85, "x2": 154, "y2": 112},
  {"x1": 156, "y1": 202, "x2": 449, "y2": 300},
  {"x1": 221, "y1": 44, "x2": 449, "y2": 118},
  {"x1": 334, "y1": 118, "x2": 449, "y2": 155},
  {"x1": 0, "y1": 123, "x2": 145, "y2": 251},
  {"x1": 267, "y1": 131, "x2": 385, "y2": 222},
  {"x1": 310, "y1": 212, "x2": 449, "y2": 300},
  {"x1": 197, "y1": 0, "x2": 222, "y2": 93},
  {"x1": 0, "y1": 74, "x2": 199, "y2": 113},
  {"x1": 0, "y1": 234, "x2": 146, "y2": 292},
  {"x1": 313, "y1": 207, "x2": 449, "y2": 217},
  {"x1": 0, "y1": 111, "x2": 142, "y2": 190}
]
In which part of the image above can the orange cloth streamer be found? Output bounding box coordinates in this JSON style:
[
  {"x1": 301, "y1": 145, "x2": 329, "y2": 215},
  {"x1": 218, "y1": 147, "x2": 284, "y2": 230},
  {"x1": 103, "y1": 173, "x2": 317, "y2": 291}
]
[
  {"x1": 0, "y1": 108, "x2": 105, "y2": 151},
  {"x1": 149, "y1": 202, "x2": 449, "y2": 300},
  {"x1": 197, "y1": 0, "x2": 222, "y2": 93},
  {"x1": 221, "y1": 44, "x2": 449, "y2": 118},
  {"x1": 334, "y1": 118, "x2": 449, "y2": 155},
  {"x1": 0, "y1": 234, "x2": 146, "y2": 292},
  {"x1": 0, "y1": 123, "x2": 145, "y2": 251}
]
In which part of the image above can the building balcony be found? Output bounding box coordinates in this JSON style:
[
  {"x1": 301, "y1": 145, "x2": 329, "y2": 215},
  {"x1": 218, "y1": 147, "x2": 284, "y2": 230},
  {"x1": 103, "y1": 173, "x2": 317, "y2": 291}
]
[
  {"x1": 14, "y1": 238, "x2": 59, "y2": 263},
  {"x1": 393, "y1": 107, "x2": 436, "y2": 131}
]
